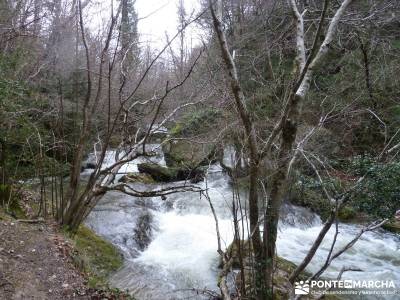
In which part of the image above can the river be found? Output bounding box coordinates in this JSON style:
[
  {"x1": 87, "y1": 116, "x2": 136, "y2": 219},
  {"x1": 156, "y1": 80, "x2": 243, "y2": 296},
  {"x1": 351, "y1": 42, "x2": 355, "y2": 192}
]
[{"x1": 83, "y1": 145, "x2": 400, "y2": 299}]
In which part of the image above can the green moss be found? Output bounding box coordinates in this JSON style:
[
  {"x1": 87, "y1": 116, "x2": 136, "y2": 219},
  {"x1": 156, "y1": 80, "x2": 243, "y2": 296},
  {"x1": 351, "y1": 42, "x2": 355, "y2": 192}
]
[
  {"x1": 170, "y1": 123, "x2": 183, "y2": 136},
  {"x1": 222, "y1": 239, "x2": 252, "y2": 269},
  {"x1": 119, "y1": 172, "x2": 155, "y2": 184},
  {"x1": 392, "y1": 39, "x2": 400, "y2": 49},
  {"x1": 276, "y1": 256, "x2": 297, "y2": 274},
  {"x1": 382, "y1": 221, "x2": 400, "y2": 234},
  {"x1": 137, "y1": 163, "x2": 178, "y2": 182},
  {"x1": 7, "y1": 199, "x2": 26, "y2": 219},
  {"x1": 163, "y1": 140, "x2": 219, "y2": 169},
  {"x1": 70, "y1": 226, "x2": 123, "y2": 289}
]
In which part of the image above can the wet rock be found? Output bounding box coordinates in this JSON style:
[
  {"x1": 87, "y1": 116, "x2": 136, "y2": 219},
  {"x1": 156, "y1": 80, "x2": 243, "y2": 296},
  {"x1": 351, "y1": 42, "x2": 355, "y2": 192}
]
[
  {"x1": 163, "y1": 199, "x2": 174, "y2": 211},
  {"x1": 133, "y1": 212, "x2": 153, "y2": 251},
  {"x1": 162, "y1": 140, "x2": 221, "y2": 169},
  {"x1": 85, "y1": 162, "x2": 97, "y2": 169},
  {"x1": 137, "y1": 163, "x2": 205, "y2": 183},
  {"x1": 176, "y1": 167, "x2": 205, "y2": 183},
  {"x1": 137, "y1": 163, "x2": 178, "y2": 182},
  {"x1": 383, "y1": 221, "x2": 400, "y2": 234},
  {"x1": 118, "y1": 173, "x2": 155, "y2": 184},
  {"x1": 218, "y1": 239, "x2": 252, "y2": 269}
]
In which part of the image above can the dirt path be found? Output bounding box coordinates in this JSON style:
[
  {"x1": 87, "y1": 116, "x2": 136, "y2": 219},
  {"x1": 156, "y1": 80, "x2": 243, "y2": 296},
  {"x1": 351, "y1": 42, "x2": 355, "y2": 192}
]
[{"x1": 0, "y1": 217, "x2": 89, "y2": 299}]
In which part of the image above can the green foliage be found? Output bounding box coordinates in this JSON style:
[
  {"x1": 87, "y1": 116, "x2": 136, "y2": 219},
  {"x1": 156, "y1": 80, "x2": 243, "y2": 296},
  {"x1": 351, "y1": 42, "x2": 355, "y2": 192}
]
[
  {"x1": 338, "y1": 206, "x2": 357, "y2": 221},
  {"x1": 290, "y1": 178, "x2": 332, "y2": 221},
  {"x1": 290, "y1": 173, "x2": 350, "y2": 221},
  {"x1": 382, "y1": 221, "x2": 400, "y2": 234},
  {"x1": 249, "y1": 86, "x2": 278, "y2": 119},
  {"x1": 0, "y1": 185, "x2": 26, "y2": 218},
  {"x1": 392, "y1": 39, "x2": 400, "y2": 49},
  {"x1": 349, "y1": 156, "x2": 400, "y2": 218},
  {"x1": 348, "y1": 155, "x2": 376, "y2": 175},
  {"x1": 0, "y1": 52, "x2": 74, "y2": 180}
]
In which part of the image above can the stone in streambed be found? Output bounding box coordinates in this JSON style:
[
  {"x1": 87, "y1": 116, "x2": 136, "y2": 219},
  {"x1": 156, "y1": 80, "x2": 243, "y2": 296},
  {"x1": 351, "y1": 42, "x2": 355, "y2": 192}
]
[
  {"x1": 118, "y1": 173, "x2": 155, "y2": 184},
  {"x1": 383, "y1": 221, "x2": 400, "y2": 234},
  {"x1": 137, "y1": 163, "x2": 178, "y2": 182},
  {"x1": 133, "y1": 212, "x2": 153, "y2": 251},
  {"x1": 162, "y1": 140, "x2": 221, "y2": 169},
  {"x1": 137, "y1": 162, "x2": 205, "y2": 183}
]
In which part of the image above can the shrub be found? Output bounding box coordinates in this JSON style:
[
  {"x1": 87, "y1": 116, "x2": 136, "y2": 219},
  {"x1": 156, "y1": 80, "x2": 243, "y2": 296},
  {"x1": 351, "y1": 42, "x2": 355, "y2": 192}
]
[{"x1": 349, "y1": 156, "x2": 400, "y2": 218}]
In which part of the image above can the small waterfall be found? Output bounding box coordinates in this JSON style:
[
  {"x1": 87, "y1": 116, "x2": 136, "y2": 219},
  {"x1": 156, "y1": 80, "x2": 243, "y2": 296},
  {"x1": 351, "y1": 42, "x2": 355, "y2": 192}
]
[{"x1": 83, "y1": 147, "x2": 400, "y2": 300}]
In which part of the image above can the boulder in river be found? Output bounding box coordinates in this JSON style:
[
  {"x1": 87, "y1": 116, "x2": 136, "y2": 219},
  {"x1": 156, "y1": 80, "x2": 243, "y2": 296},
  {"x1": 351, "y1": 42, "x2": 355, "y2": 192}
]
[
  {"x1": 137, "y1": 162, "x2": 205, "y2": 183},
  {"x1": 137, "y1": 163, "x2": 178, "y2": 182},
  {"x1": 383, "y1": 220, "x2": 400, "y2": 233},
  {"x1": 133, "y1": 212, "x2": 153, "y2": 251},
  {"x1": 162, "y1": 140, "x2": 221, "y2": 169},
  {"x1": 118, "y1": 172, "x2": 155, "y2": 184},
  {"x1": 84, "y1": 162, "x2": 97, "y2": 169}
]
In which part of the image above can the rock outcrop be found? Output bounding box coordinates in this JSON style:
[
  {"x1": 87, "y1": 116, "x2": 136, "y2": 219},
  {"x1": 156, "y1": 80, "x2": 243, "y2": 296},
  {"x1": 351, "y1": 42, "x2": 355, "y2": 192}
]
[{"x1": 137, "y1": 162, "x2": 205, "y2": 183}]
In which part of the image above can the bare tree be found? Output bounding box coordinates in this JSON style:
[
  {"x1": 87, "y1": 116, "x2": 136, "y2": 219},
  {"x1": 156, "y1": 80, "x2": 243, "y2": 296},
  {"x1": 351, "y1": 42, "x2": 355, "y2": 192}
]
[
  {"x1": 61, "y1": 1, "x2": 208, "y2": 232},
  {"x1": 209, "y1": 0, "x2": 360, "y2": 298}
]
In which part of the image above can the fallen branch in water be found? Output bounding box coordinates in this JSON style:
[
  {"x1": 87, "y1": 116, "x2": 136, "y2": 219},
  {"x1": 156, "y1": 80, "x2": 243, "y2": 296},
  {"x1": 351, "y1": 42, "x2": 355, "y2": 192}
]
[{"x1": 97, "y1": 182, "x2": 204, "y2": 197}]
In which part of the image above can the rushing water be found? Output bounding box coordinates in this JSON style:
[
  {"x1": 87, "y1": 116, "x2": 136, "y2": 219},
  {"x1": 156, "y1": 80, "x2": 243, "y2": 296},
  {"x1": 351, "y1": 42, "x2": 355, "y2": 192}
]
[{"x1": 84, "y1": 146, "x2": 400, "y2": 299}]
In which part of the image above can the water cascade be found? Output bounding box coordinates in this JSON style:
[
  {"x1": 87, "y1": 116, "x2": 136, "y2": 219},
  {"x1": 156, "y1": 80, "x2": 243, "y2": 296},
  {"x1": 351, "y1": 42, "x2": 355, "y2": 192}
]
[{"x1": 84, "y1": 145, "x2": 400, "y2": 299}]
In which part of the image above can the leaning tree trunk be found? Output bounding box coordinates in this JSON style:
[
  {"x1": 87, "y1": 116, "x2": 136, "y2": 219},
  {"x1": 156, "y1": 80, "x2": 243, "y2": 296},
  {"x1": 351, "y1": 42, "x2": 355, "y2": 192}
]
[{"x1": 209, "y1": 1, "x2": 265, "y2": 298}]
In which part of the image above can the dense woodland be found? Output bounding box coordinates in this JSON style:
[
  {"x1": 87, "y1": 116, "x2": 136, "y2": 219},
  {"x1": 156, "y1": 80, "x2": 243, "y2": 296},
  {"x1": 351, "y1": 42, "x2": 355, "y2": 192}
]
[{"x1": 0, "y1": 0, "x2": 400, "y2": 299}]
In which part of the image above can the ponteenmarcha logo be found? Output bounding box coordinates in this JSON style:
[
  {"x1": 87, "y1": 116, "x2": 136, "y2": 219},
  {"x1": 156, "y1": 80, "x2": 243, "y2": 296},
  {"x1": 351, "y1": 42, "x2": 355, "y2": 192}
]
[
  {"x1": 293, "y1": 279, "x2": 397, "y2": 296},
  {"x1": 294, "y1": 280, "x2": 310, "y2": 295}
]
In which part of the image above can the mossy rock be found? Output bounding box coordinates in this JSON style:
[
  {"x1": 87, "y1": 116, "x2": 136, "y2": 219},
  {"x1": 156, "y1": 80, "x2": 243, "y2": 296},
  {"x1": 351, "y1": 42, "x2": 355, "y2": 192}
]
[
  {"x1": 137, "y1": 162, "x2": 205, "y2": 183},
  {"x1": 119, "y1": 173, "x2": 155, "y2": 184},
  {"x1": 276, "y1": 256, "x2": 297, "y2": 274},
  {"x1": 162, "y1": 140, "x2": 220, "y2": 169},
  {"x1": 133, "y1": 212, "x2": 153, "y2": 251},
  {"x1": 220, "y1": 239, "x2": 252, "y2": 269},
  {"x1": 383, "y1": 221, "x2": 400, "y2": 234},
  {"x1": 137, "y1": 163, "x2": 178, "y2": 182},
  {"x1": 71, "y1": 226, "x2": 123, "y2": 288}
]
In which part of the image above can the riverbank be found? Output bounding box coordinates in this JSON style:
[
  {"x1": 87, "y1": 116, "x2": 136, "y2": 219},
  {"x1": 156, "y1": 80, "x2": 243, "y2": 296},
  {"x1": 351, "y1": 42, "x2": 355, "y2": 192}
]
[{"x1": 0, "y1": 207, "x2": 132, "y2": 299}]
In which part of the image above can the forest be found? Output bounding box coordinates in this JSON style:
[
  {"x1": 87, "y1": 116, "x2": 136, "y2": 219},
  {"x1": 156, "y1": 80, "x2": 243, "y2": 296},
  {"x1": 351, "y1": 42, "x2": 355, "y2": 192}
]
[{"x1": 0, "y1": 0, "x2": 399, "y2": 299}]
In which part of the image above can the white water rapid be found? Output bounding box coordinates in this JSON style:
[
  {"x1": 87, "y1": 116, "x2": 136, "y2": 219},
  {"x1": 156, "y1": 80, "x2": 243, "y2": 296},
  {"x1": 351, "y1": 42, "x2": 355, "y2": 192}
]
[{"x1": 83, "y1": 145, "x2": 400, "y2": 299}]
